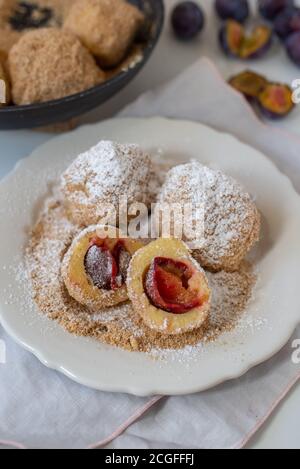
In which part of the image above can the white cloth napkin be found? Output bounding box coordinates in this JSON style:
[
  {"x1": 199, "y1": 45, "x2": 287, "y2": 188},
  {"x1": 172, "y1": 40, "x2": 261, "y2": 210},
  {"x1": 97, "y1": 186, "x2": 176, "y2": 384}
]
[{"x1": 1, "y1": 57, "x2": 300, "y2": 449}]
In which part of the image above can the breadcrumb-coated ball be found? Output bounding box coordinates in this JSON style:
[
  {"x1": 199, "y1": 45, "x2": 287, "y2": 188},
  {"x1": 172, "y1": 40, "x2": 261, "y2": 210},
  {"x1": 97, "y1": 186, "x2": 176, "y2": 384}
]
[
  {"x1": 8, "y1": 27, "x2": 105, "y2": 104},
  {"x1": 64, "y1": 0, "x2": 145, "y2": 67}
]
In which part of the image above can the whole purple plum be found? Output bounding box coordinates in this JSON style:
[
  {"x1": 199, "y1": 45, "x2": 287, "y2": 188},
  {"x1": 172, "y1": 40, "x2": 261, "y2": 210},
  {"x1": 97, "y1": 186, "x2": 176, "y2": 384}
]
[
  {"x1": 258, "y1": 0, "x2": 294, "y2": 20},
  {"x1": 171, "y1": 2, "x2": 205, "y2": 40},
  {"x1": 274, "y1": 7, "x2": 300, "y2": 39},
  {"x1": 215, "y1": 0, "x2": 249, "y2": 23},
  {"x1": 285, "y1": 31, "x2": 300, "y2": 66}
]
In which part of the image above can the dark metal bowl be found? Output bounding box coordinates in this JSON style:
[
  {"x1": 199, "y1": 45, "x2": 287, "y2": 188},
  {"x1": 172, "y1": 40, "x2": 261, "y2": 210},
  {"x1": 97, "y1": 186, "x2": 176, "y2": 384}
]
[{"x1": 0, "y1": 0, "x2": 164, "y2": 129}]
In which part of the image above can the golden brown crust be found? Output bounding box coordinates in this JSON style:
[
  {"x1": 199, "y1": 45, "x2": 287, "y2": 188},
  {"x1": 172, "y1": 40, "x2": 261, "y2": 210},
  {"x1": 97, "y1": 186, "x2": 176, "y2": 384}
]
[
  {"x1": 8, "y1": 27, "x2": 104, "y2": 104},
  {"x1": 64, "y1": 0, "x2": 144, "y2": 67}
]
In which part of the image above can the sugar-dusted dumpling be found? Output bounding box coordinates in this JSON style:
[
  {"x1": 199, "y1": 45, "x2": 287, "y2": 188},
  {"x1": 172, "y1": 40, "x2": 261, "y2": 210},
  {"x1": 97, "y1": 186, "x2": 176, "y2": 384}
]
[
  {"x1": 157, "y1": 161, "x2": 261, "y2": 272},
  {"x1": 61, "y1": 140, "x2": 154, "y2": 227}
]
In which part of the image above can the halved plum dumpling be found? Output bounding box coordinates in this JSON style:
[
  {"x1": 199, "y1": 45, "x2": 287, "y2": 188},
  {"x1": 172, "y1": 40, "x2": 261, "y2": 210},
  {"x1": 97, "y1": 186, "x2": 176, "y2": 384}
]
[
  {"x1": 62, "y1": 225, "x2": 144, "y2": 310},
  {"x1": 127, "y1": 238, "x2": 211, "y2": 335}
]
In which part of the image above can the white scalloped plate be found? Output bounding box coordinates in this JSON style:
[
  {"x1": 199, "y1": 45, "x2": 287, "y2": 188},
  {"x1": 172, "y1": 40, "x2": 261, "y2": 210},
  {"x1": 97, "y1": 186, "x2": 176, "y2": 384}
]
[{"x1": 0, "y1": 118, "x2": 300, "y2": 396}]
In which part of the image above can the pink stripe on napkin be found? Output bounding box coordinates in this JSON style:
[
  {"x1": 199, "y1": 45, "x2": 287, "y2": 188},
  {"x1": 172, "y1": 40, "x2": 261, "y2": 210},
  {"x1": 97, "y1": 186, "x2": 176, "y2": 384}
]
[{"x1": 87, "y1": 396, "x2": 163, "y2": 449}]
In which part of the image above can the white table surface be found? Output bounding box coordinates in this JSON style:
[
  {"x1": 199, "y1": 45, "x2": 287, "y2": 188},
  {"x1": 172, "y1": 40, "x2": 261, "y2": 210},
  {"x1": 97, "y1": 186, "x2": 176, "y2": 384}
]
[{"x1": 0, "y1": 0, "x2": 299, "y2": 450}]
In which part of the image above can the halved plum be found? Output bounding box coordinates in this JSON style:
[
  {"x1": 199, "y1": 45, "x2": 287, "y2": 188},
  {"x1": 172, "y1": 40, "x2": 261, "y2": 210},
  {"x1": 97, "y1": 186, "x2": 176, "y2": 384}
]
[
  {"x1": 228, "y1": 70, "x2": 295, "y2": 119},
  {"x1": 62, "y1": 225, "x2": 144, "y2": 310},
  {"x1": 274, "y1": 7, "x2": 300, "y2": 40},
  {"x1": 219, "y1": 20, "x2": 244, "y2": 57},
  {"x1": 239, "y1": 25, "x2": 273, "y2": 59},
  {"x1": 258, "y1": 83, "x2": 295, "y2": 119},
  {"x1": 229, "y1": 70, "x2": 268, "y2": 99},
  {"x1": 219, "y1": 20, "x2": 273, "y2": 59},
  {"x1": 258, "y1": 0, "x2": 294, "y2": 21},
  {"x1": 127, "y1": 238, "x2": 211, "y2": 335},
  {"x1": 144, "y1": 257, "x2": 203, "y2": 314},
  {"x1": 215, "y1": 0, "x2": 249, "y2": 23}
]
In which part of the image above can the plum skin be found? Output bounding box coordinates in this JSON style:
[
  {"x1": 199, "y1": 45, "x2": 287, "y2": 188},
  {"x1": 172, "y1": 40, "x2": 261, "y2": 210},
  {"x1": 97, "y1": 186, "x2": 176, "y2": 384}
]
[
  {"x1": 285, "y1": 30, "x2": 300, "y2": 66},
  {"x1": 84, "y1": 244, "x2": 117, "y2": 290},
  {"x1": 274, "y1": 7, "x2": 300, "y2": 39},
  {"x1": 215, "y1": 0, "x2": 249, "y2": 23},
  {"x1": 258, "y1": 0, "x2": 294, "y2": 21},
  {"x1": 258, "y1": 102, "x2": 292, "y2": 119},
  {"x1": 219, "y1": 26, "x2": 236, "y2": 56},
  {"x1": 171, "y1": 1, "x2": 205, "y2": 40}
]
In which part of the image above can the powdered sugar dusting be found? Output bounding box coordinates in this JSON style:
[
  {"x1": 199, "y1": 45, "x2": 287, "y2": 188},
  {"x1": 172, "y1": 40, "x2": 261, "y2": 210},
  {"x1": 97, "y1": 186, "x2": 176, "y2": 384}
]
[
  {"x1": 60, "y1": 140, "x2": 154, "y2": 226},
  {"x1": 23, "y1": 196, "x2": 257, "y2": 356},
  {"x1": 158, "y1": 161, "x2": 261, "y2": 271},
  {"x1": 4, "y1": 146, "x2": 263, "y2": 360}
]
